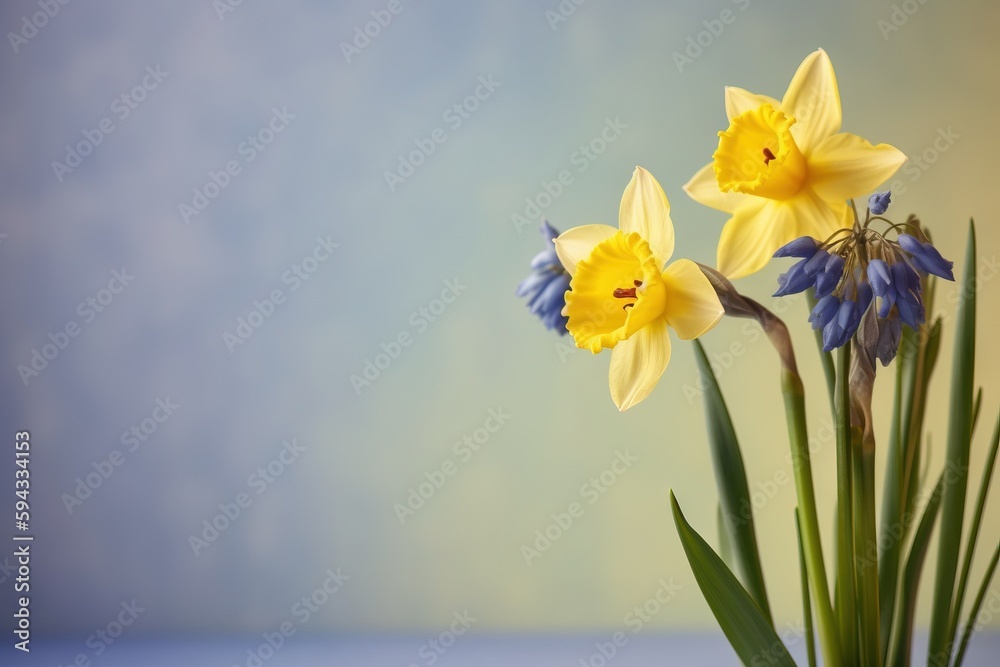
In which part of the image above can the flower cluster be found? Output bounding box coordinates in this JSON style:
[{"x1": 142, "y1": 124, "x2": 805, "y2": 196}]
[
  {"x1": 516, "y1": 220, "x2": 571, "y2": 334},
  {"x1": 516, "y1": 49, "x2": 923, "y2": 407},
  {"x1": 772, "y1": 193, "x2": 954, "y2": 364}
]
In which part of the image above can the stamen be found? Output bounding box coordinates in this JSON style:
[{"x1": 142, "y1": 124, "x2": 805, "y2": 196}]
[
  {"x1": 763, "y1": 148, "x2": 776, "y2": 165},
  {"x1": 614, "y1": 281, "x2": 642, "y2": 312}
]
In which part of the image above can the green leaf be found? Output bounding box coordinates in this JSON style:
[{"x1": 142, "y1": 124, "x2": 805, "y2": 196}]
[
  {"x1": 948, "y1": 410, "x2": 1000, "y2": 651},
  {"x1": 717, "y1": 503, "x2": 735, "y2": 572},
  {"x1": 971, "y1": 387, "x2": 983, "y2": 437},
  {"x1": 952, "y1": 539, "x2": 1000, "y2": 667},
  {"x1": 879, "y1": 347, "x2": 906, "y2": 662},
  {"x1": 693, "y1": 340, "x2": 772, "y2": 624},
  {"x1": 928, "y1": 220, "x2": 978, "y2": 660},
  {"x1": 886, "y1": 473, "x2": 945, "y2": 667},
  {"x1": 670, "y1": 492, "x2": 796, "y2": 667}
]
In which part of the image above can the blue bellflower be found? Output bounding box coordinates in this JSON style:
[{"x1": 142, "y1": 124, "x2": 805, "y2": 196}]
[
  {"x1": 869, "y1": 191, "x2": 891, "y2": 215},
  {"x1": 517, "y1": 220, "x2": 570, "y2": 334},
  {"x1": 772, "y1": 195, "x2": 954, "y2": 365}
]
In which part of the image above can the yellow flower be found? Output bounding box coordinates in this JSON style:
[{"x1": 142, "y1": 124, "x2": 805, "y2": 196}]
[
  {"x1": 684, "y1": 49, "x2": 907, "y2": 279},
  {"x1": 555, "y1": 167, "x2": 724, "y2": 411}
]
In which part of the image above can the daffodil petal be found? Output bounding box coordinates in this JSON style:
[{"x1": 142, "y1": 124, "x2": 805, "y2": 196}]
[
  {"x1": 608, "y1": 318, "x2": 671, "y2": 411},
  {"x1": 808, "y1": 132, "x2": 907, "y2": 202},
  {"x1": 683, "y1": 162, "x2": 751, "y2": 214},
  {"x1": 724, "y1": 86, "x2": 781, "y2": 121},
  {"x1": 781, "y1": 49, "x2": 842, "y2": 153},
  {"x1": 554, "y1": 224, "x2": 618, "y2": 275},
  {"x1": 716, "y1": 193, "x2": 848, "y2": 279},
  {"x1": 619, "y1": 166, "x2": 674, "y2": 265},
  {"x1": 661, "y1": 259, "x2": 725, "y2": 340}
]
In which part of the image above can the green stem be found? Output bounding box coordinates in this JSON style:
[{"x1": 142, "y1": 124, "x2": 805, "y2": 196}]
[
  {"x1": 835, "y1": 346, "x2": 857, "y2": 663},
  {"x1": 796, "y1": 509, "x2": 818, "y2": 667},
  {"x1": 807, "y1": 293, "x2": 837, "y2": 416},
  {"x1": 853, "y1": 432, "x2": 879, "y2": 667},
  {"x1": 783, "y1": 370, "x2": 843, "y2": 667}
]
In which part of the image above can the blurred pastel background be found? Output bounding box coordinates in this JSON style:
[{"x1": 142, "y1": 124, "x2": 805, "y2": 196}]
[{"x1": 1, "y1": 0, "x2": 998, "y2": 664}]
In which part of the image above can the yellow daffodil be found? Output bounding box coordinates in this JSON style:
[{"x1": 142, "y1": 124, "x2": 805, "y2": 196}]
[
  {"x1": 555, "y1": 167, "x2": 724, "y2": 411},
  {"x1": 684, "y1": 49, "x2": 907, "y2": 279}
]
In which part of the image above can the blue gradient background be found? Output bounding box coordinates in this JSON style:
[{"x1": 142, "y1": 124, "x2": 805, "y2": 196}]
[{"x1": 1, "y1": 0, "x2": 999, "y2": 664}]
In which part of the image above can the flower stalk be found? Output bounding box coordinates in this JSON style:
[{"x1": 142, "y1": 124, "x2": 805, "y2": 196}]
[{"x1": 698, "y1": 264, "x2": 842, "y2": 667}]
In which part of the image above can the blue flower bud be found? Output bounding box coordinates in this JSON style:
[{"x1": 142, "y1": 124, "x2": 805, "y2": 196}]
[
  {"x1": 896, "y1": 234, "x2": 923, "y2": 256},
  {"x1": 518, "y1": 221, "x2": 570, "y2": 334},
  {"x1": 774, "y1": 236, "x2": 819, "y2": 258},
  {"x1": 822, "y1": 316, "x2": 852, "y2": 352},
  {"x1": 803, "y1": 249, "x2": 831, "y2": 277},
  {"x1": 837, "y1": 299, "x2": 860, "y2": 331},
  {"x1": 809, "y1": 294, "x2": 840, "y2": 329},
  {"x1": 814, "y1": 269, "x2": 840, "y2": 298},
  {"x1": 890, "y1": 261, "x2": 919, "y2": 296},
  {"x1": 774, "y1": 260, "x2": 815, "y2": 296},
  {"x1": 867, "y1": 259, "x2": 892, "y2": 297},
  {"x1": 868, "y1": 191, "x2": 891, "y2": 215},
  {"x1": 825, "y1": 253, "x2": 845, "y2": 274},
  {"x1": 877, "y1": 290, "x2": 896, "y2": 319},
  {"x1": 895, "y1": 294, "x2": 923, "y2": 330},
  {"x1": 897, "y1": 234, "x2": 956, "y2": 281}
]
